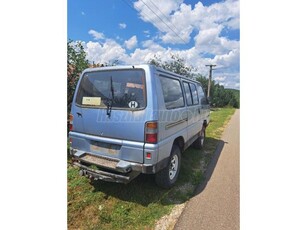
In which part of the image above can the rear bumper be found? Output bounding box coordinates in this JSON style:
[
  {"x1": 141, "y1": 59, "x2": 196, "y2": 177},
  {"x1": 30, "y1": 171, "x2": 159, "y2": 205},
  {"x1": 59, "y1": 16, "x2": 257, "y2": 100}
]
[
  {"x1": 69, "y1": 131, "x2": 153, "y2": 164},
  {"x1": 74, "y1": 162, "x2": 140, "y2": 184},
  {"x1": 70, "y1": 148, "x2": 168, "y2": 183}
]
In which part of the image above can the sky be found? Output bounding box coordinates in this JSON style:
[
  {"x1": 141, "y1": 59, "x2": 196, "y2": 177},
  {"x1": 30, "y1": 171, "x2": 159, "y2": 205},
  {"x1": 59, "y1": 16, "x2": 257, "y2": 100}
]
[{"x1": 68, "y1": 0, "x2": 240, "y2": 89}]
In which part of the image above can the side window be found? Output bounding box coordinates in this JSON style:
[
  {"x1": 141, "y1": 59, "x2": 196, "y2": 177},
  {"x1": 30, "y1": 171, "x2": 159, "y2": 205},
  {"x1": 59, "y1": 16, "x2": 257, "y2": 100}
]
[
  {"x1": 183, "y1": 82, "x2": 193, "y2": 106},
  {"x1": 197, "y1": 84, "x2": 208, "y2": 105},
  {"x1": 190, "y1": 83, "x2": 199, "y2": 105},
  {"x1": 159, "y1": 76, "x2": 184, "y2": 109}
]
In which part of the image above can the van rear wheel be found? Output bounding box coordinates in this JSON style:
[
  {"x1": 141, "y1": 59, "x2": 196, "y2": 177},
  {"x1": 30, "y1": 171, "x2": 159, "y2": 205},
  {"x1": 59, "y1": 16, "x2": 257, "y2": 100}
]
[
  {"x1": 155, "y1": 145, "x2": 181, "y2": 189},
  {"x1": 193, "y1": 126, "x2": 205, "y2": 149}
]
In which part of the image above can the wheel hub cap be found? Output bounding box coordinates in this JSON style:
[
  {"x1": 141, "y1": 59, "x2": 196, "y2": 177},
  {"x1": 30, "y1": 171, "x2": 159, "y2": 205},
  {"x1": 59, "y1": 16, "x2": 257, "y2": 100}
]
[{"x1": 169, "y1": 155, "x2": 178, "y2": 180}]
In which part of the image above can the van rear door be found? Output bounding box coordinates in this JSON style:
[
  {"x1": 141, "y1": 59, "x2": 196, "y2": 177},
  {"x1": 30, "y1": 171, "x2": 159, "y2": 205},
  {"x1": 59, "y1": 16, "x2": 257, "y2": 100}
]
[
  {"x1": 75, "y1": 69, "x2": 146, "y2": 141},
  {"x1": 72, "y1": 68, "x2": 147, "y2": 162}
]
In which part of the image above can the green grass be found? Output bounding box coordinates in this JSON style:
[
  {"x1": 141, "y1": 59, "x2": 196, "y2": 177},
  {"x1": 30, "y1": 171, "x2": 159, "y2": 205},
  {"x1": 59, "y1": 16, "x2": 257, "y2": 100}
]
[
  {"x1": 207, "y1": 108, "x2": 236, "y2": 139},
  {"x1": 67, "y1": 108, "x2": 236, "y2": 230}
]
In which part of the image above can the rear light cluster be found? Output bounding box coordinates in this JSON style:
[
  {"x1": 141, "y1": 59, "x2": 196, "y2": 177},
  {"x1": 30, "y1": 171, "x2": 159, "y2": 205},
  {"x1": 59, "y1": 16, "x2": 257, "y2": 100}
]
[
  {"x1": 69, "y1": 114, "x2": 74, "y2": 131},
  {"x1": 145, "y1": 121, "x2": 158, "y2": 144}
]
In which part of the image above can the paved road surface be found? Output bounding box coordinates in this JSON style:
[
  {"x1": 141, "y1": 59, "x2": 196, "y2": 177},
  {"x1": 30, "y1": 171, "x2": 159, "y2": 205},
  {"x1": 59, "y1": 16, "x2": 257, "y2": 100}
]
[{"x1": 175, "y1": 109, "x2": 240, "y2": 230}]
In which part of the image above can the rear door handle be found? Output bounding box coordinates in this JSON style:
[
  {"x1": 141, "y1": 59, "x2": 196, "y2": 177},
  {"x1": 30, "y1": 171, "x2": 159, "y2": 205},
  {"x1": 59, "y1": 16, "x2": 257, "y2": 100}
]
[{"x1": 77, "y1": 112, "x2": 82, "y2": 117}]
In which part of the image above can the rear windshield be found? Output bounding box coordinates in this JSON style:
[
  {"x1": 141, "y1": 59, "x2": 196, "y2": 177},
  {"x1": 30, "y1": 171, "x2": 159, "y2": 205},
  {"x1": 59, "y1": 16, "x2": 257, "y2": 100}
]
[{"x1": 76, "y1": 69, "x2": 146, "y2": 109}]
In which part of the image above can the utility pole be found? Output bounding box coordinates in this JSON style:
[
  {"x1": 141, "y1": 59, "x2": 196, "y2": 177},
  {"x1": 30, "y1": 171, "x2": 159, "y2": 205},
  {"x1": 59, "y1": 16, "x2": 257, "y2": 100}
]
[{"x1": 205, "y1": 64, "x2": 216, "y2": 98}]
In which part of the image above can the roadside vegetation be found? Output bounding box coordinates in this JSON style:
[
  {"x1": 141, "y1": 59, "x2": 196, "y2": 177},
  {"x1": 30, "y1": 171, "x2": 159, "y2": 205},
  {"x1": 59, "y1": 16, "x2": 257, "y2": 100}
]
[{"x1": 68, "y1": 108, "x2": 235, "y2": 229}]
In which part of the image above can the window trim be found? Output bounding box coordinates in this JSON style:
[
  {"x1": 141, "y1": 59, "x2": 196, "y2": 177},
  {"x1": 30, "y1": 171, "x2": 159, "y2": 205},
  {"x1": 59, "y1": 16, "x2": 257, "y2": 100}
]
[
  {"x1": 190, "y1": 82, "x2": 199, "y2": 105},
  {"x1": 183, "y1": 81, "x2": 200, "y2": 106},
  {"x1": 159, "y1": 74, "x2": 185, "y2": 110},
  {"x1": 197, "y1": 83, "x2": 208, "y2": 106},
  {"x1": 75, "y1": 68, "x2": 147, "y2": 111},
  {"x1": 183, "y1": 81, "x2": 193, "y2": 106}
]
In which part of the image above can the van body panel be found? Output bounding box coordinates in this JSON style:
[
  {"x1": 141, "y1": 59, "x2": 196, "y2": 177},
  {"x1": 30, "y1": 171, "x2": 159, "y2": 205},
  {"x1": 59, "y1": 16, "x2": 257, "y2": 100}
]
[
  {"x1": 186, "y1": 105, "x2": 200, "y2": 140},
  {"x1": 79, "y1": 107, "x2": 147, "y2": 142},
  {"x1": 69, "y1": 64, "x2": 210, "y2": 185},
  {"x1": 156, "y1": 74, "x2": 188, "y2": 148},
  {"x1": 197, "y1": 83, "x2": 210, "y2": 125},
  {"x1": 182, "y1": 81, "x2": 203, "y2": 141},
  {"x1": 157, "y1": 127, "x2": 187, "y2": 162},
  {"x1": 70, "y1": 131, "x2": 144, "y2": 163}
]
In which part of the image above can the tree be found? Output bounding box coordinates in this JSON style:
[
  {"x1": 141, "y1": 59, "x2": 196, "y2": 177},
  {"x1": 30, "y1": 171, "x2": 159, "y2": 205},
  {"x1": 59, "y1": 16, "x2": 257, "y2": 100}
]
[
  {"x1": 90, "y1": 59, "x2": 119, "y2": 68},
  {"x1": 196, "y1": 75, "x2": 240, "y2": 108},
  {"x1": 149, "y1": 54, "x2": 239, "y2": 108},
  {"x1": 67, "y1": 40, "x2": 89, "y2": 112},
  {"x1": 149, "y1": 54, "x2": 195, "y2": 78},
  {"x1": 194, "y1": 73, "x2": 209, "y2": 93}
]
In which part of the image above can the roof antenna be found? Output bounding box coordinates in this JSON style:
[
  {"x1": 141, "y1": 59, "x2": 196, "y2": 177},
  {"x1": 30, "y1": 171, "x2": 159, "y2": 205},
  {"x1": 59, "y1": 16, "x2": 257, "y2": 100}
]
[{"x1": 132, "y1": 65, "x2": 135, "y2": 69}]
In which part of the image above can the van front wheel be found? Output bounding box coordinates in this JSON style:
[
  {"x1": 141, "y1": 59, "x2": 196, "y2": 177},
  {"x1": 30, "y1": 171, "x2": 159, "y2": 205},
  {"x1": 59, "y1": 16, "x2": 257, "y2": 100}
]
[{"x1": 155, "y1": 145, "x2": 181, "y2": 189}]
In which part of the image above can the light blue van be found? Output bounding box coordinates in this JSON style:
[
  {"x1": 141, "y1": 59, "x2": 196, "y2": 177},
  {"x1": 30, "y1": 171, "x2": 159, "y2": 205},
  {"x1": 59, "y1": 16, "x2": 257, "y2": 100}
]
[{"x1": 69, "y1": 64, "x2": 210, "y2": 188}]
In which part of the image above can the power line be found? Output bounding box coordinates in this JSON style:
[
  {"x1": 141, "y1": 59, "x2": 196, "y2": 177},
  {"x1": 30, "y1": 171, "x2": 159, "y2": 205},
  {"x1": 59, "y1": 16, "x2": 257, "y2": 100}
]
[
  {"x1": 146, "y1": 0, "x2": 185, "y2": 43},
  {"x1": 122, "y1": 0, "x2": 174, "y2": 41},
  {"x1": 122, "y1": 0, "x2": 165, "y2": 29},
  {"x1": 138, "y1": 0, "x2": 187, "y2": 44},
  {"x1": 121, "y1": 0, "x2": 187, "y2": 45}
]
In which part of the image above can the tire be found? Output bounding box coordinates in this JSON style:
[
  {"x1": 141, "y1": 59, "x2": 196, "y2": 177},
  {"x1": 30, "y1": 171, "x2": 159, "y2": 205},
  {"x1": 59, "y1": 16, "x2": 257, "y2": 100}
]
[
  {"x1": 155, "y1": 145, "x2": 181, "y2": 189},
  {"x1": 193, "y1": 126, "x2": 205, "y2": 149}
]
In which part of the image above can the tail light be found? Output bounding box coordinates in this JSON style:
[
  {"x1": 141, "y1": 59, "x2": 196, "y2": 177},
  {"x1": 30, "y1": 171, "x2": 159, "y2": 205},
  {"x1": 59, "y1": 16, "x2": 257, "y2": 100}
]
[
  {"x1": 145, "y1": 121, "x2": 158, "y2": 143},
  {"x1": 69, "y1": 114, "x2": 73, "y2": 131}
]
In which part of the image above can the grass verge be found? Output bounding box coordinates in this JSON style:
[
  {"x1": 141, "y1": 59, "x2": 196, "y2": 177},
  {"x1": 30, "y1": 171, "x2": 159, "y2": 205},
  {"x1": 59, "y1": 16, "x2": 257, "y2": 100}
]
[{"x1": 67, "y1": 108, "x2": 236, "y2": 229}]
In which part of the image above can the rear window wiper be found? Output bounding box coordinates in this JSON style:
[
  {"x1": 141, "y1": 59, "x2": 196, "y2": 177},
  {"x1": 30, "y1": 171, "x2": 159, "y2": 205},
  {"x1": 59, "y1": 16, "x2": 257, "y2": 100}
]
[{"x1": 106, "y1": 76, "x2": 114, "y2": 117}]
